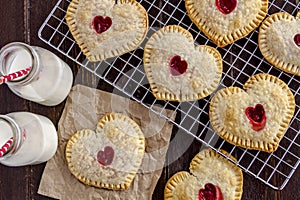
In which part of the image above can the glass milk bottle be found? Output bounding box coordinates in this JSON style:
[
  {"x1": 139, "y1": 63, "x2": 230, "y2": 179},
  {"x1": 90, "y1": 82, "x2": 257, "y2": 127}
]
[
  {"x1": 0, "y1": 112, "x2": 58, "y2": 166},
  {"x1": 0, "y1": 42, "x2": 73, "y2": 106}
]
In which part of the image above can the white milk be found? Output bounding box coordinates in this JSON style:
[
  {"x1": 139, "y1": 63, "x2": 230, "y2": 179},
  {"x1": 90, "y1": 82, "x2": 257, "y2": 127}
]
[
  {"x1": 0, "y1": 112, "x2": 58, "y2": 166},
  {"x1": 0, "y1": 120, "x2": 14, "y2": 148},
  {"x1": 0, "y1": 42, "x2": 73, "y2": 106}
]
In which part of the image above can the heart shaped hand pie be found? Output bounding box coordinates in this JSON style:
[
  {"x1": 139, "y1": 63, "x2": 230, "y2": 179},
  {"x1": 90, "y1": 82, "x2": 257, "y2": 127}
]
[
  {"x1": 185, "y1": 0, "x2": 268, "y2": 47},
  {"x1": 65, "y1": 0, "x2": 148, "y2": 62},
  {"x1": 259, "y1": 11, "x2": 300, "y2": 76},
  {"x1": 143, "y1": 25, "x2": 223, "y2": 102},
  {"x1": 164, "y1": 149, "x2": 243, "y2": 200},
  {"x1": 65, "y1": 113, "x2": 145, "y2": 190},
  {"x1": 209, "y1": 74, "x2": 295, "y2": 152}
]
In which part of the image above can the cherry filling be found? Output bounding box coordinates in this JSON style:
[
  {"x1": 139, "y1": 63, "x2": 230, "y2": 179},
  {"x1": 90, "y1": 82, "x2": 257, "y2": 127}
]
[
  {"x1": 92, "y1": 16, "x2": 112, "y2": 34},
  {"x1": 294, "y1": 34, "x2": 300, "y2": 47},
  {"x1": 169, "y1": 55, "x2": 188, "y2": 76},
  {"x1": 198, "y1": 183, "x2": 224, "y2": 200},
  {"x1": 216, "y1": 0, "x2": 237, "y2": 15},
  {"x1": 245, "y1": 104, "x2": 266, "y2": 131},
  {"x1": 97, "y1": 146, "x2": 114, "y2": 166}
]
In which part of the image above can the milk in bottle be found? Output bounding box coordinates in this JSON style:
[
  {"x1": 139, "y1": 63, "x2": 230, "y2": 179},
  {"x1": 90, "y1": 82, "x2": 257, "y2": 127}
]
[
  {"x1": 0, "y1": 112, "x2": 58, "y2": 166},
  {"x1": 0, "y1": 42, "x2": 73, "y2": 106}
]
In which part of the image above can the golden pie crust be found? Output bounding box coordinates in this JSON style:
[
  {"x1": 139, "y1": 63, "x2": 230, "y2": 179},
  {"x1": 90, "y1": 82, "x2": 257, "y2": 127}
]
[
  {"x1": 209, "y1": 74, "x2": 295, "y2": 152},
  {"x1": 185, "y1": 0, "x2": 268, "y2": 47},
  {"x1": 143, "y1": 25, "x2": 223, "y2": 102},
  {"x1": 164, "y1": 149, "x2": 243, "y2": 200},
  {"x1": 259, "y1": 11, "x2": 300, "y2": 76},
  {"x1": 65, "y1": 0, "x2": 148, "y2": 62},
  {"x1": 65, "y1": 113, "x2": 145, "y2": 190}
]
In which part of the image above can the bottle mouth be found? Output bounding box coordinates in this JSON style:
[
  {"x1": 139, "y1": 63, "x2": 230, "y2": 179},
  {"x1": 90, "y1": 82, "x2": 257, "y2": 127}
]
[
  {"x1": 0, "y1": 115, "x2": 22, "y2": 160},
  {"x1": 0, "y1": 42, "x2": 39, "y2": 85}
]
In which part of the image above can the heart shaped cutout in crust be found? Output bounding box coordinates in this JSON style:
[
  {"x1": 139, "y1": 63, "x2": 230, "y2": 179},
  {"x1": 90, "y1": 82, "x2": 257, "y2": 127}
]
[
  {"x1": 65, "y1": 0, "x2": 148, "y2": 62},
  {"x1": 185, "y1": 0, "x2": 268, "y2": 47},
  {"x1": 65, "y1": 113, "x2": 145, "y2": 190},
  {"x1": 143, "y1": 25, "x2": 223, "y2": 102},
  {"x1": 97, "y1": 146, "x2": 114, "y2": 166},
  {"x1": 209, "y1": 74, "x2": 295, "y2": 152},
  {"x1": 164, "y1": 149, "x2": 243, "y2": 200},
  {"x1": 92, "y1": 16, "x2": 113, "y2": 34},
  {"x1": 259, "y1": 11, "x2": 300, "y2": 76}
]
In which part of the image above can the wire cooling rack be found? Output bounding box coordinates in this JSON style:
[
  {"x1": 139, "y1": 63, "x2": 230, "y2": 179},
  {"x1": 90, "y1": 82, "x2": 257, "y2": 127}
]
[{"x1": 38, "y1": 0, "x2": 300, "y2": 190}]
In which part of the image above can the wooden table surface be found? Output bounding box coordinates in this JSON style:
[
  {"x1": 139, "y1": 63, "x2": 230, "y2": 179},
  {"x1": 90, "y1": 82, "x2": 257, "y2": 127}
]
[{"x1": 0, "y1": 0, "x2": 299, "y2": 199}]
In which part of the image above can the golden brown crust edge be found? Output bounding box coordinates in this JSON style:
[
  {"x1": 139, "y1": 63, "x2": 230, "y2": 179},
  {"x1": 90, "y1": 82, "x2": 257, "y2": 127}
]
[
  {"x1": 164, "y1": 149, "x2": 243, "y2": 200},
  {"x1": 258, "y1": 12, "x2": 300, "y2": 76},
  {"x1": 209, "y1": 74, "x2": 295, "y2": 152},
  {"x1": 65, "y1": 0, "x2": 149, "y2": 62},
  {"x1": 209, "y1": 87, "x2": 244, "y2": 148},
  {"x1": 99, "y1": 113, "x2": 146, "y2": 190},
  {"x1": 199, "y1": 45, "x2": 223, "y2": 99},
  {"x1": 143, "y1": 25, "x2": 193, "y2": 102},
  {"x1": 143, "y1": 25, "x2": 223, "y2": 102},
  {"x1": 245, "y1": 74, "x2": 296, "y2": 138},
  {"x1": 190, "y1": 149, "x2": 243, "y2": 200},
  {"x1": 185, "y1": 0, "x2": 268, "y2": 47},
  {"x1": 65, "y1": 0, "x2": 91, "y2": 61},
  {"x1": 65, "y1": 113, "x2": 145, "y2": 190},
  {"x1": 65, "y1": 130, "x2": 131, "y2": 190},
  {"x1": 164, "y1": 171, "x2": 190, "y2": 200},
  {"x1": 97, "y1": 113, "x2": 146, "y2": 156},
  {"x1": 245, "y1": 74, "x2": 295, "y2": 152}
]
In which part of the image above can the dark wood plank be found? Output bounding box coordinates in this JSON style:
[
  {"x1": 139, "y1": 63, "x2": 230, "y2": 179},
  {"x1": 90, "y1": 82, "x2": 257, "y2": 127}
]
[
  {"x1": 27, "y1": 0, "x2": 73, "y2": 199},
  {"x1": 0, "y1": 1, "x2": 30, "y2": 200}
]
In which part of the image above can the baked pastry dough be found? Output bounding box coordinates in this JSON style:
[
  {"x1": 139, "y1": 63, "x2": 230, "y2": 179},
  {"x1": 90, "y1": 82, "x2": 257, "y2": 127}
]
[
  {"x1": 144, "y1": 25, "x2": 223, "y2": 102},
  {"x1": 65, "y1": 0, "x2": 148, "y2": 62},
  {"x1": 164, "y1": 149, "x2": 243, "y2": 200},
  {"x1": 185, "y1": 0, "x2": 268, "y2": 47},
  {"x1": 209, "y1": 74, "x2": 295, "y2": 152},
  {"x1": 65, "y1": 113, "x2": 145, "y2": 190},
  {"x1": 259, "y1": 11, "x2": 300, "y2": 76}
]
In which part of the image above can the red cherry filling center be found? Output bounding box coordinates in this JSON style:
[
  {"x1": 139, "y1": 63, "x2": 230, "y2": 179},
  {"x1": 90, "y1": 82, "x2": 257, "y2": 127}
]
[
  {"x1": 169, "y1": 55, "x2": 188, "y2": 76},
  {"x1": 97, "y1": 146, "x2": 114, "y2": 166},
  {"x1": 294, "y1": 34, "x2": 300, "y2": 47},
  {"x1": 245, "y1": 104, "x2": 266, "y2": 131},
  {"x1": 216, "y1": 0, "x2": 237, "y2": 15},
  {"x1": 199, "y1": 183, "x2": 224, "y2": 200},
  {"x1": 92, "y1": 16, "x2": 112, "y2": 34}
]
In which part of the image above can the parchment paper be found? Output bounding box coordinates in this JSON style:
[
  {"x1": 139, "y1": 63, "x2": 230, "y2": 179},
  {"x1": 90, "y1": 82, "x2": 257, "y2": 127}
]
[{"x1": 38, "y1": 84, "x2": 175, "y2": 200}]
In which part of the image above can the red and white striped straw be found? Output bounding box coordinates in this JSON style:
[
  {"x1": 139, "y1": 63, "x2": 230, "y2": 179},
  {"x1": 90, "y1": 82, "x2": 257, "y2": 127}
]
[
  {"x1": 0, "y1": 137, "x2": 13, "y2": 157},
  {"x1": 0, "y1": 67, "x2": 31, "y2": 85}
]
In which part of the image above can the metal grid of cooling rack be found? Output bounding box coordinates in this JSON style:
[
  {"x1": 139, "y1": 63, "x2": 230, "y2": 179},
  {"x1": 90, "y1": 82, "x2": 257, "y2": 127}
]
[{"x1": 38, "y1": 0, "x2": 300, "y2": 190}]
